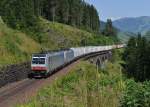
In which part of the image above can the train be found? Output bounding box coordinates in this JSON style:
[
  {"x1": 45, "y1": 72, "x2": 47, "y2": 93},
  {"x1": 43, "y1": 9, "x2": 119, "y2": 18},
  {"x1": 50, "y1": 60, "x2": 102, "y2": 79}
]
[{"x1": 30, "y1": 44, "x2": 125, "y2": 78}]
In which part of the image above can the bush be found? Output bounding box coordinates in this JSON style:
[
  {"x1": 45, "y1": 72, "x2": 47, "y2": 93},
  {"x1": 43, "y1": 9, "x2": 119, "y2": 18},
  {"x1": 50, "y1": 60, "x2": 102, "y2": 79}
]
[{"x1": 121, "y1": 80, "x2": 150, "y2": 107}]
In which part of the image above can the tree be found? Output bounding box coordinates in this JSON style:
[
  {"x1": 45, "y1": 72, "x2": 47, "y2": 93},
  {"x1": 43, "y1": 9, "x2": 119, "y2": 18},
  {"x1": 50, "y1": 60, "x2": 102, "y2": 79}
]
[
  {"x1": 144, "y1": 31, "x2": 150, "y2": 41},
  {"x1": 123, "y1": 33, "x2": 150, "y2": 81},
  {"x1": 82, "y1": 3, "x2": 90, "y2": 29},
  {"x1": 123, "y1": 37, "x2": 137, "y2": 77},
  {"x1": 1, "y1": 0, "x2": 101, "y2": 33},
  {"x1": 103, "y1": 19, "x2": 117, "y2": 36},
  {"x1": 56, "y1": 0, "x2": 69, "y2": 24},
  {"x1": 1, "y1": 0, "x2": 39, "y2": 29}
]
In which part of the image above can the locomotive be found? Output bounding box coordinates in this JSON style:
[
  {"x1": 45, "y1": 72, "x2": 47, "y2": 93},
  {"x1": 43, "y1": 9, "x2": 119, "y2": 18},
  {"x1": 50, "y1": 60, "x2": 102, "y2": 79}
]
[{"x1": 30, "y1": 44, "x2": 125, "y2": 78}]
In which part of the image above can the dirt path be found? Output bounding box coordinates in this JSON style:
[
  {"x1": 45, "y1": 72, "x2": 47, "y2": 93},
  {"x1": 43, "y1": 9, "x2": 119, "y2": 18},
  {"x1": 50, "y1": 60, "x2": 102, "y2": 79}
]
[{"x1": 0, "y1": 61, "x2": 80, "y2": 107}]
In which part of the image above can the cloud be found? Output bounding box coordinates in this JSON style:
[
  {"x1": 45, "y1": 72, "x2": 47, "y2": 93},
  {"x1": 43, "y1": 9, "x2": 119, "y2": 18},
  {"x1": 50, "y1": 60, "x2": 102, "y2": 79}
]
[{"x1": 108, "y1": 17, "x2": 123, "y2": 21}]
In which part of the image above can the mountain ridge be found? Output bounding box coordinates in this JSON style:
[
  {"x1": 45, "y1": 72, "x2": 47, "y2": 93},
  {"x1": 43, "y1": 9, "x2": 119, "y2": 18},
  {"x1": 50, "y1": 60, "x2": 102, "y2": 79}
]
[{"x1": 113, "y1": 16, "x2": 150, "y2": 34}]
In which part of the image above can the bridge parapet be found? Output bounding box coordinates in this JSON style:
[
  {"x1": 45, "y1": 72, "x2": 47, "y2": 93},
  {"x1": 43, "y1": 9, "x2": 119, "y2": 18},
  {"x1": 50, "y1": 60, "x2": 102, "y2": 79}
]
[{"x1": 85, "y1": 51, "x2": 112, "y2": 69}]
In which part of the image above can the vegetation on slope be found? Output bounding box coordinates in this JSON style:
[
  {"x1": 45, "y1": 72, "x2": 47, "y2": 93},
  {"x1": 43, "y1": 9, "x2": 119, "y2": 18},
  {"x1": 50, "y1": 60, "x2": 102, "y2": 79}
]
[
  {"x1": 0, "y1": 0, "x2": 119, "y2": 66},
  {"x1": 1, "y1": 0, "x2": 118, "y2": 42},
  {"x1": 1, "y1": 0, "x2": 100, "y2": 33},
  {"x1": 121, "y1": 80, "x2": 150, "y2": 107},
  {"x1": 35, "y1": 18, "x2": 118, "y2": 50},
  {"x1": 120, "y1": 35, "x2": 150, "y2": 107},
  {"x1": 0, "y1": 16, "x2": 118, "y2": 66},
  {"x1": 0, "y1": 17, "x2": 42, "y2": 66},
  {"x1": 122, "y1": 33, "x2": 150, "y2": 82},
  {"x1": 117, "y1": 31, "x2": 137, "y2": 43},
  {"x1": 144, "y1": 31, "x2": 150, "y2": 41}
]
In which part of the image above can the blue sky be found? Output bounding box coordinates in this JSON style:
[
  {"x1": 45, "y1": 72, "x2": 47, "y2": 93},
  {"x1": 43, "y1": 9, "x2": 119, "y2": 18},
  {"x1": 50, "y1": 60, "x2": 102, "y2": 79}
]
[{"x1": 86, "y1": 0, "x2": 150, "y2": 21}]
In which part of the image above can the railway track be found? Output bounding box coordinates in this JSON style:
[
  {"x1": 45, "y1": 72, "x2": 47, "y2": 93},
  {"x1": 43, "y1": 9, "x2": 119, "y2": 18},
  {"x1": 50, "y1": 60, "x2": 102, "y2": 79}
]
[{"x1": 0, "y1": 60, "x2": 80, "y2": 107}]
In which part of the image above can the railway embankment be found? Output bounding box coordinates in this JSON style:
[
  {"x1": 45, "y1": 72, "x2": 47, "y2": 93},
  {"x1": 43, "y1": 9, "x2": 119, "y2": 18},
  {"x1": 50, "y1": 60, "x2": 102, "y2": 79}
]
[{"x1": 0, "y1": 62, "x2": 30, "y2": 88}]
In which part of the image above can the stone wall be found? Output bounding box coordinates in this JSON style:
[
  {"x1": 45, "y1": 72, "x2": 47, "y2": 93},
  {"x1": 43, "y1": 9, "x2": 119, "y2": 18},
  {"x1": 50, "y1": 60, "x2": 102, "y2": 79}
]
[{"x1": 0, "y1": 62, "x2": 31, "y2": 87}]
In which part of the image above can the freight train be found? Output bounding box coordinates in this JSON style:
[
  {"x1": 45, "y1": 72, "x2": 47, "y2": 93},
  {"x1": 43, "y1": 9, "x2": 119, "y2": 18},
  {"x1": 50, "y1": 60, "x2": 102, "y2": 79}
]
[{"x1": 30, "y1": 44, "x2": 125, "y2": 78}]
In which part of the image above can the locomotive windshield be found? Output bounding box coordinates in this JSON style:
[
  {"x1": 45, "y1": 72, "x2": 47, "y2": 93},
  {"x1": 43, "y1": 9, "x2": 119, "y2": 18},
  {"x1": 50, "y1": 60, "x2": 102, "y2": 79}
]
[{"x1": 32, "y1": 58, "x2": 45, "y2": 64}]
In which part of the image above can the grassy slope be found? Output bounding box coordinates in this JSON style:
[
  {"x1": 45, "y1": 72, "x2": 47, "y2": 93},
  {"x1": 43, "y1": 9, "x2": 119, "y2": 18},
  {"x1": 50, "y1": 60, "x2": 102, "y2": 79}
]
[
  {"x1": 0, "y1": 17, "x2": 42, "y2": 66},
  {"x1": 37, "y1": 18, "x2": 117, "y2": 50},
  {"x1": 0, "y1": 17, "x2": 117, "y2": 66},
  {"x1": 17, "y1": 59, "x2": 126, "y2": 107},
  {"x1": 38, "y1": 18, "x2": 94, "y2": 49},
  {"x1": 117, "y1": 31, "x2": 137, "y2": 43}
]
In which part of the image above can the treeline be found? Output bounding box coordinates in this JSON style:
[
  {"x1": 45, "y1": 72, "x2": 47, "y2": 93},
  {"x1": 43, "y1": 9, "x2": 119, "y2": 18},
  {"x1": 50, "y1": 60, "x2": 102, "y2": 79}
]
[
  {"x1": 0, "y1": 0, "x2": 100, "y2": 32},
  {"x1": 122, "y1": 33, "x2": 150, "y2": 82},
  {"x1": 0, "y1": 0, "x2": 39, "y2": 29}
]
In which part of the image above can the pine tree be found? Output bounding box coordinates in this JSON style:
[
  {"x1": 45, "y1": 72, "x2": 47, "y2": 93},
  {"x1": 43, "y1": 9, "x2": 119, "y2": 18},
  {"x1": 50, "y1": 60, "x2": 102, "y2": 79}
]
[
  {"x1": 1, "y1": 0, "x2": 101, "y2": 33},
  {"x1": 123, "y1": 33, "x2": 150, "y2": 81},
  {"x1": 123, "y1": 37, "x2": 137, "y2": 77},
  {"x1": 56, "y1": 0, "x2": 69, "y2": 24},
  {"x1": 136, "y1": 34, "x2": 148, "y2": 81},
  {"x1": 103, "y1": 19, "x2": 116, "y2": 36},
  {"x1": 146, "y1": 42, "x2": 150, "y2": 79},
  {"x1": 1, "y1": 0, "x2": 39, "y2": 29}
]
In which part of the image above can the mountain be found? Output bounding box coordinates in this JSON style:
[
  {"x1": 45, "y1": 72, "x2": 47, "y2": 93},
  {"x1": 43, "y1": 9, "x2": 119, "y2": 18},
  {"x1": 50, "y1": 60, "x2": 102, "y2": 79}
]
[
  {"x1": 117, "y1": 31, "x2": 137, "y2": 43},
  {"x1": 100, "y1": 20, "x2": 131, "y2": 42},
  {"x1": 113, "y1": 16, "x2": 150, "y2": 34},
  {"x1": 100, "y1": 21, "x2": 106, "y2": 30}
]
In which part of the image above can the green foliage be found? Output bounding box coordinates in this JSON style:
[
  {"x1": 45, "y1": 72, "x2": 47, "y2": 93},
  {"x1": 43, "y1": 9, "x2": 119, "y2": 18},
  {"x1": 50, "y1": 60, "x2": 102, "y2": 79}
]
[
  {"x1": 0, "y1": 16, "x2": 118, "y2": 66},
  {"x1": 122, "y1": 34, "x2": 150, "y2": 82},
  {"x1": 0, "y1": 0, "x2": 119, "y2": 66},
  {"x1": 1, "y1": 0, "x2": 100, "y2": 33},
  {"x1": 117, "y1": 31, "x2": 137, "y2": 43},
  {"x1": 4, "y1": 37, "x2": 21, "y2": 55},
  {"x1": 0, "y1": 0, "x2": 119, "y2": 56},
  {"x1": 85, "y1": 35, "x2": 119, "y2": 46},
  {"x1": 121, "y1": 80, "x2": 150, "y2": 107},
  {"x1": 36, "y1": 18, "x2": 118, "y2": 50},
  {"x1": 1, "y1": 0, "x2": 40, "y2": 29},
  {"x1": 102, "y1": 19, "x2": 117, "y2": 37},
  {"x1": 144, "y1": 31, "x2": 150, "y2": 41},
  {"x1": 0, "y1": 19, "x2": 41, "y2": 66},
  {"x1": 111, "y1": 49, "x2": 123, "y2": 63}
]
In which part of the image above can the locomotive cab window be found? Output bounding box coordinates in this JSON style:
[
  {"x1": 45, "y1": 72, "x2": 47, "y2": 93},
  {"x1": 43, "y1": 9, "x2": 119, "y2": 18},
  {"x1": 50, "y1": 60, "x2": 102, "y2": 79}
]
[{"x1": 32, "y1": 58, "x2": 45, "y2": 64}]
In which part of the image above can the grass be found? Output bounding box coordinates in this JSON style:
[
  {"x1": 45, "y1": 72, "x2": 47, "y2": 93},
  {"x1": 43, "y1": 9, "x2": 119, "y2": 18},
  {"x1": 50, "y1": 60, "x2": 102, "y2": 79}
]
[
  {"x1": 35, "y1": 18, "x2": 118, "y2": 50},
  {"x1": 0, "y1": 17, "x2": 42, "y2": 66},
  {"x1": 17, "y1": 60, "x2": 126, "y2": 107},
  {"x1": 0, "y1": 16, "x2": 118, "y2": 66}
]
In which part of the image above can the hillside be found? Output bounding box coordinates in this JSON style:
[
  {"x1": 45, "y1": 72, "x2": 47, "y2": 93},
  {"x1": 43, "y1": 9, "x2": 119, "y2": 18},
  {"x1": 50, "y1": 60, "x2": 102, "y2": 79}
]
[
  {"x1": 37, "y1": 18, "x2": 117, "y2": 50},
  {"x1": 99, "y1": 20, "x2": 130, "y2": 42},
  {"x1": 113, "y1": 16, "x2": 150, "y2": 34},
  {"x1": 117, "y1": 31, "x2": 137, "y2": 43},
  {"x1": 0, "y1": 0, "x2": 119, "y2": 66},
  {"x1": 37, "y1": 18, "x2": 97, "y2": 50},
  {"x1": 0, "y1": 17, "x2": 42, "y2": 66},
  {"x1": 0, "y1": 17, "x2": 116, "y2": 66}
]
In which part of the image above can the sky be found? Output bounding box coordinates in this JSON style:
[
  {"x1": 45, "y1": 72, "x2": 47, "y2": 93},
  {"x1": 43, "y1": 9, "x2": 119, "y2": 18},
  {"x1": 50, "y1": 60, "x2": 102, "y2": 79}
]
[{"x1": 86, "y1": 0, "x2": 150, "y2": 21}]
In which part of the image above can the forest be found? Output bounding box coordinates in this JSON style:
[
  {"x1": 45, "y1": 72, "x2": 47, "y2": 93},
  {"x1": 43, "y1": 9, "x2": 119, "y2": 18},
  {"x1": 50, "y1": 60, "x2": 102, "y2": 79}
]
[
  {"x1": 123, "y1": 33, "x2": 150, "y2": 82},
  {"x1": 0, "y1": 0, "x2": 100, "y2": 32}
]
